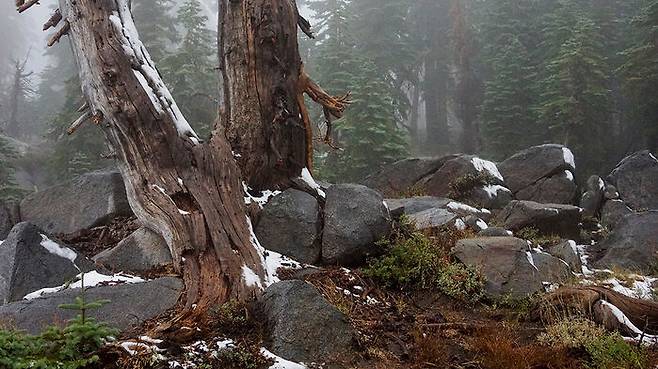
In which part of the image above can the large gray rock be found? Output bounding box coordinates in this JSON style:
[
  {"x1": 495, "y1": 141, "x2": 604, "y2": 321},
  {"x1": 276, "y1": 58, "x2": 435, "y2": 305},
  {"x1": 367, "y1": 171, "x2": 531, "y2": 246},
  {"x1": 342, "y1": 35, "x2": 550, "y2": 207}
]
[
  {"x1": 495, "y1": 200, "x2": 582, "y2": 239},
  {"x1": 601, "y1": 200, "x2": 633, "y2": 230},
  {"x1": 384, "y1": 196, "x2": 451, "y2": 218},
  {"x1": 580, "y1": 176, "x2": 606, "y2": 218},
  {"x1": 499, "y1": 144, "x2": 576, "y2": 194},
  {"x1": 418, "y1": 155, "x2": 504, "y2": 199},
  {"x1": 607, "y1": 151, "x2": 658, "y2": 211},
  {"x1": 408, "y1": 208, "x2": 459, "y2": 230},
  {"x1": 361, "y1": 157, "x2": 447, "y2": 197},
  {"x1": 546, "y1": 240, "x2": 582, "y2": 272},
  {"x1": 469, "y1": 185, "x2": 514, "y2": 209},
  {"x1": 255, "y1": 189, "x2": 321, "y2": 264},
  {"x1": 515, "y1": 171, "x2": 577, "y2": 204},
  {"x1": 0, "y1": 277, "x2": 183, "y2": 334},
  {"x1": 257, "y1": 280, "x2": 355, "y2": 363},
  {"x1": 594, "y1": 211, "x2": 658, "y2": 273},
  {"x1": 453, "y1": 237, "x2": 570, "y2": 298},
  {"x1": 0, "y1": 201, "x2": 20, "y2": 240},
  {"x1": 322, "y1": 184, "x2": 391, "y2": 266},
  {"x1": 93, "y1": 227, "x2": 172, "y2": 272},
  {"x1": 20, "y1": 171, "x2": 133, "y2": 235},
  {"x1": 0, "y1": 222, "x2": 93, "y2": 305}
]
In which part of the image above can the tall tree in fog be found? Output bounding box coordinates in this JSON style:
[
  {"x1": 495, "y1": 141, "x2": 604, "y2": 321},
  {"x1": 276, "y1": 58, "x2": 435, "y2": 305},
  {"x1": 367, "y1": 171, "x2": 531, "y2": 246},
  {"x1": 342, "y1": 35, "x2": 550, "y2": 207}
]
[
  {"x1": 132, "y1": 0, "x2": 178, "y2": 64},
  {"x1": 161, "y1": 0, "x2": 218, "y2": 138},
  {"x1": 410, "y1": 0, "x2": 452, "y2": 155},
  {"x1": 539, "y1": 14, "x2": 613, "y2": 174},
  {"x1": 309, "y1": 0, "x2": 407, "y2": 182},
  {"x1": 620, "y1": 0, "x2": 658, "y2": 152},
  {"x1": 451, "y1": 0, "x2": 482, "y2": 154}
]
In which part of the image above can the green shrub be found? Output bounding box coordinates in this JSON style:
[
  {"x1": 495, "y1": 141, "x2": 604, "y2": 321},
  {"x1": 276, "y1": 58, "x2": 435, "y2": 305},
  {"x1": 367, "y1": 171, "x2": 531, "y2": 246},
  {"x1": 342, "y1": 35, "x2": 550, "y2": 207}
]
[
  {"x1": 214, "y1": 343, "x2": 273, "y2": 369},
  {"x1": 364, "y1": 228, "x2": 485, "y2": 303},
  {"x1": 0, "y1": 276, "x2": 117, "y2": 369},
  {"x1": 516, "y1": 227, "x2": 561, "y2": 247},
  {"x1": 539, "y1": 317, "x2": 648, "y2": 369},
  {"x1": 448, "y1": 172, "x2": 497, "y2": 201},
  {"x1": 585, "y1": 333, "x2": 647, "y2": 369}
]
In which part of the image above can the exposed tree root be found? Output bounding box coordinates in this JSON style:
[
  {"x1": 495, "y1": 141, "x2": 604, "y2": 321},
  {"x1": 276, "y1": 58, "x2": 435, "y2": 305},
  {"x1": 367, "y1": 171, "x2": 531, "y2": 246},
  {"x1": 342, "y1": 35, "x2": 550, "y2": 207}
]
[
  {"x1": 535, "y1": 286, "x2": 658, "y2": 336},
  {"x1": 297, "y1": 64, "x2": 352, "y2": 170}
]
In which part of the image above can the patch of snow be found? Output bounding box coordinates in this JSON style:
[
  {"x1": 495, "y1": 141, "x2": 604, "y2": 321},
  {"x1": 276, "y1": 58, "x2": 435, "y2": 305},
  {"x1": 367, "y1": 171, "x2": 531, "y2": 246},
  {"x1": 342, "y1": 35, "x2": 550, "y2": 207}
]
[
  {"x1": 649, "y1": 153, "x2": 657, "y2": 162},
  {"x1": 471, "y1": 157, "x2": 504, "y2": 181},
  {"x1": 24, "y1": 271, "x2": 145, "y2": 300},
  {"x1": 526, "y1": 252, "x2": 538, "y2": 271},
  {"x1": 506, "y1": 230, "x2": 513, "y2": 236},
  {"x1": 177, "y1": 178, "x2": 184, "y2": 186},
  {"x1": 40, "y1": 234, "x2": 78, "y2": 265},
  {"x1": 454, "y1": 218, "x2": 467, "y2": 230},
  {"x1": 261, "y1": 348, "x2": 307, "y2": 369},
  {"x1": 178, "y1": 209, "x2": 191, "y2": 215},
  {"x1": 475, "y1": 219, "x2": 488, "y2": 230},
  {"x1": 602, "y1": 277, "x2": 658, "y2": 300},
  {"x1": 152, "y1": 184, "x2": 167, "y2": 195},
  {"x1": 243, "y1": 182, "x2": 281, "y2": 208},
  {"x1": 598, "y1": 177, "x2": 605, "y2": 190},
  {"x1": 300, "y1": 168, "x2": 326, "y2": 198},
  {"x1": 482, "y1": 184, "x2": 511, "y2": 198},
  {"x1": 242, "y1": 264, "x2": 263, "y2": 289},
  {"x1": 447, "y1": 201, "x2": 480, "y2": 214},
  {"x1": 562, "y1": 147, "x2": 576, "y2": 169},
  {"x1": 563, "y1": 170, "x2": 574, "y2": 182}
]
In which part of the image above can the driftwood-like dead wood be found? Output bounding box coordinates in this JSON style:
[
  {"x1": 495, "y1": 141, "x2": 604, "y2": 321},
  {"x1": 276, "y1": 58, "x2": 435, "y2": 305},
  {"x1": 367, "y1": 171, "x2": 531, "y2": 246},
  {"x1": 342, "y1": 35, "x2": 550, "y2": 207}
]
[
  {"x1": 47, "y1": 21, "x2": 69, "y2": 47},
  {"x1": 43, "y1": 9, "x2": 62, "y2": 30},
  {"x1": 537, "y1": 286, "x2": 658, "y2": 335},
  {"x1": 297, "y1": 65, "x2": 352, "y2": 169},
  {"x1": 17, "y1": 0, "x2": 39, "y2": 13}
]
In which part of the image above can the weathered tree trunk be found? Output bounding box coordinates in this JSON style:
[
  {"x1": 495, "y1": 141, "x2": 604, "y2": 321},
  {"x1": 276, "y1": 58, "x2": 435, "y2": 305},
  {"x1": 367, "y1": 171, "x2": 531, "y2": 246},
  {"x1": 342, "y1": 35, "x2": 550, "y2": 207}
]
[
  {"x1": 52, "y1": 0, "x2": 267, "y2": 309},
  {"x1": 219, "y1": 0, "x2": 307, "y2": 190},
  {"x1": 6, "y1": 58, "x2": 32, "y2": 138}
]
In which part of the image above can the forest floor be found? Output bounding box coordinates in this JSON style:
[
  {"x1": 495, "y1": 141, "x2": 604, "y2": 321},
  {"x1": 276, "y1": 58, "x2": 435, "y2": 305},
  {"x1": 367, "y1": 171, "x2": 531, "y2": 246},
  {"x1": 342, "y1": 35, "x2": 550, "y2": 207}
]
[{"x1": 65, "y1": 221, "x2": 658, "y2": 369}]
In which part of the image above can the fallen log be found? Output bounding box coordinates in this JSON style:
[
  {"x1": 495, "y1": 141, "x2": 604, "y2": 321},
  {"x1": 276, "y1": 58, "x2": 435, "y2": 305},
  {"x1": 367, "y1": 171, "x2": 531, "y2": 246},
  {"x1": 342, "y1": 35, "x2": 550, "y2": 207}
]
[{"x1": 535, "y1": 286, "x2": 658, "y2": 337}]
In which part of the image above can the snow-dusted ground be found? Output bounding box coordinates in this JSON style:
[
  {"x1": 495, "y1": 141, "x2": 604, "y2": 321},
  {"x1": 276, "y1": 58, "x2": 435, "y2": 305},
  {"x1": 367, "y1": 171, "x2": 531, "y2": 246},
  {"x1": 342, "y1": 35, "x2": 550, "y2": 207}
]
[{"x1": 23, "y1": 271, "x2": 145, "y2": 300}]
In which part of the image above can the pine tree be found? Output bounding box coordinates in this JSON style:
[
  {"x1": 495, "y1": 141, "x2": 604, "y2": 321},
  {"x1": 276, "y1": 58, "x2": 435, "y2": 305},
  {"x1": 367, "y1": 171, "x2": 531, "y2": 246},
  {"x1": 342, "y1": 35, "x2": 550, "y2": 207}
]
[
  {"x1": 320, "y1": 60, "x2": 408, "y2": 182},
  {"x1": 481, "y1": 34, "x2": 537, "y2": 160},
  {"x1": 0, "y1": 136, "x2": 24, "y2": 201},
  {"x1": 160, "y1": 0, "x2": 218, "y2": 137},
  {"x1": 619, "y1": 0, "x2": 658, "y2": 152},
  {"x1": 538, "y1": 14, "x2": 613, "y2": 174},
  {"x1": 132, "y1": 0, "x2": 178, "y2": 64}
]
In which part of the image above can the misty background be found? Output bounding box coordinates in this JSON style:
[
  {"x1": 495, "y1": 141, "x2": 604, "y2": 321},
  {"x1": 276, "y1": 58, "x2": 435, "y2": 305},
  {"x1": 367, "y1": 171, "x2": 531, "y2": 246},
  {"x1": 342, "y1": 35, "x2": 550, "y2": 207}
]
[{"x1": 0, "y1": 0, "x2": 656, "y2": 200}]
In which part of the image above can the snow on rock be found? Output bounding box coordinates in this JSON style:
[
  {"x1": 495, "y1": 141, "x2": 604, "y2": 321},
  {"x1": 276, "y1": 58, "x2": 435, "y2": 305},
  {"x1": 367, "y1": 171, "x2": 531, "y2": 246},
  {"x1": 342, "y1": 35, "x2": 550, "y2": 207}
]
[
  {"x1": 475, "y1": 219, "x2": 489, "y2": 230},
  {"x1": 40, "y1": 234, "x2": 78, "y2": 265},
  {"x1": 564, "y1": 170, "x2": 574, "y2": 182},
  {"x1": 562, "y1": 147, "x2": 576, "y2": 169},
  {"x1": 300, "y1": 168, "x2": 326, "y2": 198},
  {"x1": 454, "y1": 218, "x2": 467, "y2": 231},
  {"x1": 599, "y1": 301, "x2": 658, "y2": 343},
  {"x1": 447, "y1": 201, "x2": 480, "y2": 214},
  {"x1": 482, "y1": 184, "x2": 511, "y2": 198},
  {"x1": 262, "y1": 348, "x2": 307, "y2": 369},
  {"x1": 471, "y1": 157, "x2": 504, "y2": 181},
  {"x1": 601, "y1": 276, "x2": 658, "y2": 300},
  {"x1": 23, "y1": 271, "x2": 145, "y2": 300}
]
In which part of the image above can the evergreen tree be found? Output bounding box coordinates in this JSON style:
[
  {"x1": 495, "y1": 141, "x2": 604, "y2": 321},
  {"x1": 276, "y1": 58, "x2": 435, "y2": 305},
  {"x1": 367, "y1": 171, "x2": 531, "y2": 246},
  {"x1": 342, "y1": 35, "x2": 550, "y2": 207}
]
[
  {"x1": 538, "y1": 14, "x2": 613, "y2": 174},
  {"x1": 0, "y1": 136, "x2": 24, "y2": 201},
  {"x1": 320, "y1": 60, "x2": 408, "y2": 182},
  {"x1": 160, "y1": 0, "x2": 218, "y2": 137},
  {"x1": 619, "y1": 0, "x2": 658, "y2": 152},
  {"x1": 480, "y1": 34, "x2": 537, "y2": 160},
  {"x1": 132, "y1": 0, "x2": 178, "y2": 64}
]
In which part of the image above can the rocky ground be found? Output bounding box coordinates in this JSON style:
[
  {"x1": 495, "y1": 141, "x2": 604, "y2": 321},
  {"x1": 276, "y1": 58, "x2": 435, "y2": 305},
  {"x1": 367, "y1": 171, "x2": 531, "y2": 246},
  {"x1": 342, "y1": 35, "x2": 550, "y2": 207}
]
[{"x1": 1, "y1": 145, "x2": 658, "y2": 368}]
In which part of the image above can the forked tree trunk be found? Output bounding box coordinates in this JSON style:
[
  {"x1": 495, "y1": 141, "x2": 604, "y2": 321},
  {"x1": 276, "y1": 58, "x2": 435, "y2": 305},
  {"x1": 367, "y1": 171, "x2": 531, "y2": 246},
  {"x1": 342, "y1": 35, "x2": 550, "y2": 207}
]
[
  {"x1": 56, "y1": 0, "x2": 267, "y2": 308},
  {"x1": 219, "y1": 0, "x2": 307, "y2": 190}
]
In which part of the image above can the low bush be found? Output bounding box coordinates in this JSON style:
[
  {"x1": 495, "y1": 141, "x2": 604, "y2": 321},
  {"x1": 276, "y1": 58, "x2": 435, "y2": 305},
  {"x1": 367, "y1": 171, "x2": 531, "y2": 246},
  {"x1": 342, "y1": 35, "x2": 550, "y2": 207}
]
[
  {"x1": 364, "y1": 220, "x2": 485, "y2": 303},
  {"x1": 539, "y1": 316, "x2": 649, "y2": 369}
]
